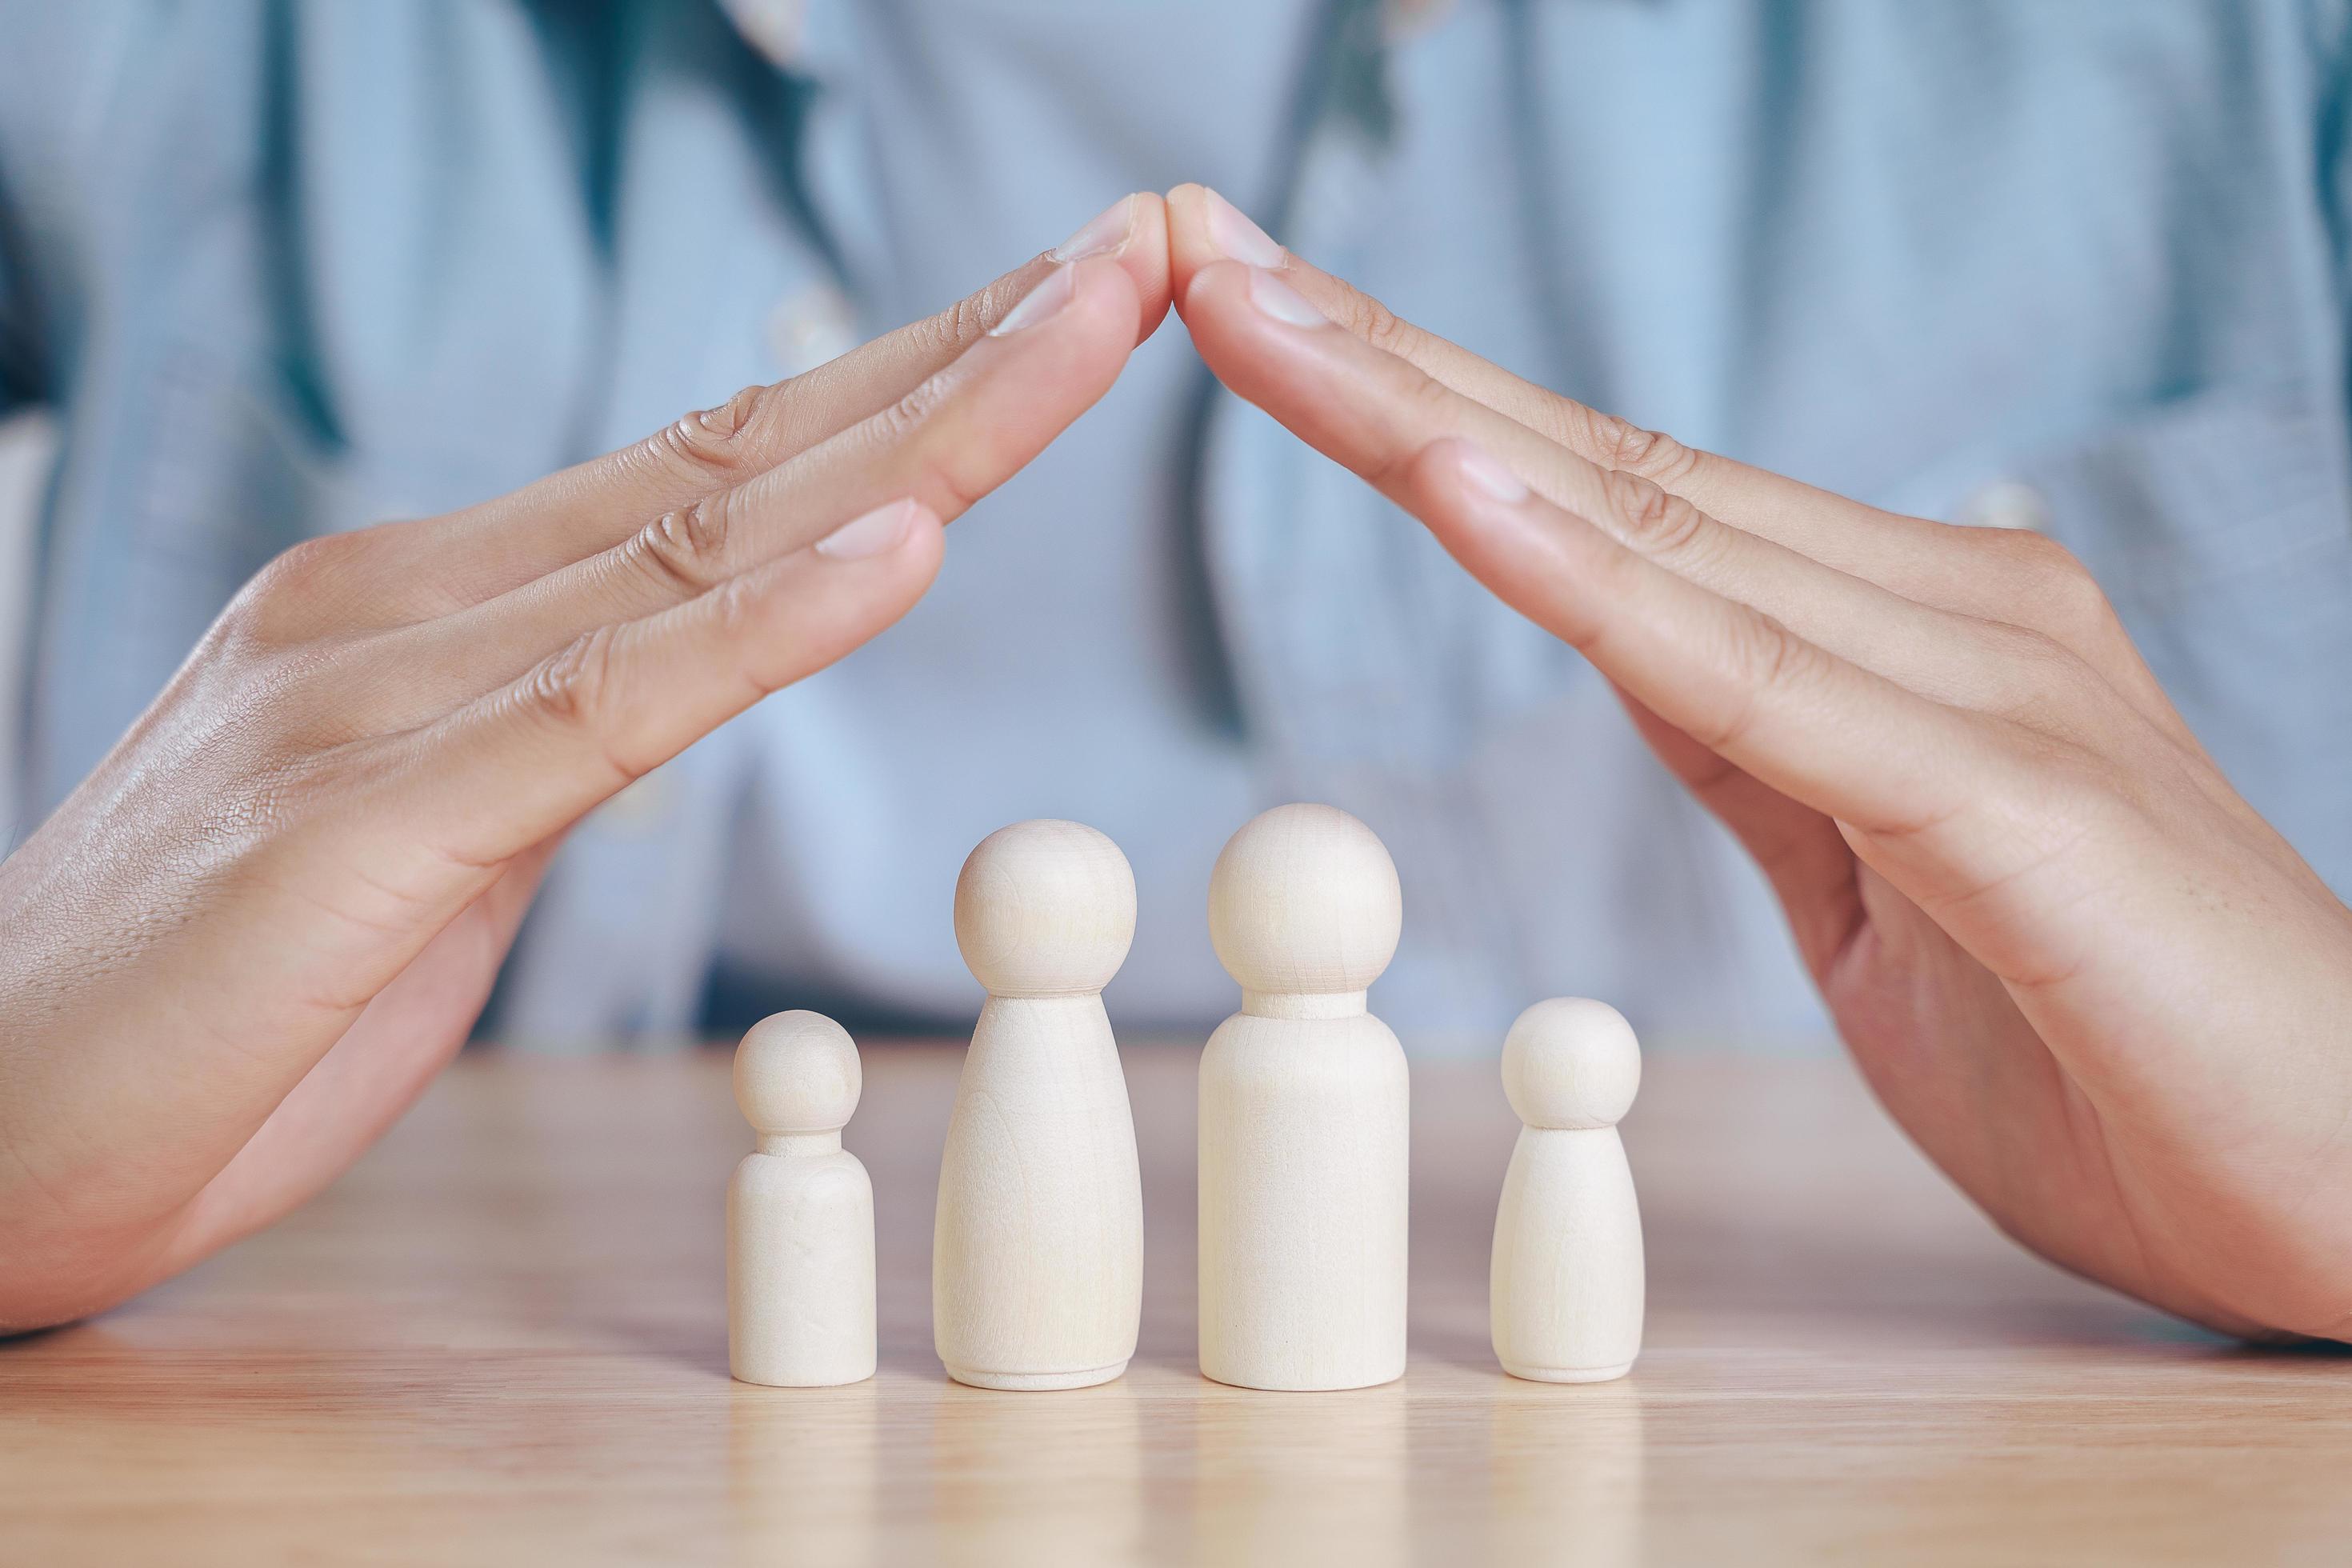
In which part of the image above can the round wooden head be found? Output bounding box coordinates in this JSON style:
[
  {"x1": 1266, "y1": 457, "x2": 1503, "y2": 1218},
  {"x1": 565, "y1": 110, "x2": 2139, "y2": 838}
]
[
  {"x1": 1502, "y1": 998, "x2": 1640, "y2": 1130},
  {"x1": 733, "y1": 1010, "x2": 862, "y2": 1135},
  {"x1": 1207, "y1": 802, "x2": 1402, "y2": 999},
  {"x1": 954, "y1": 819, "x2": 1138, "y2": 998}
]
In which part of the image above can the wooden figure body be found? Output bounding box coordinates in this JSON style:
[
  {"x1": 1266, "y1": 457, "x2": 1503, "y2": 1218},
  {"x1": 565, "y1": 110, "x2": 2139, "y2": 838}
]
[
  {"x1": 1198, "y1": 802, "x2": 1409, "y2": 1391},
  {"x1": 728, "y1": 1010, "x2": 877, "y2": 1387},
  {"x1": 934, "y1": 820, "x2": 1144, "y2": 1391},
  {"x1": 1490, "y1": 998, "x2": 1645, "y2": 1383}
]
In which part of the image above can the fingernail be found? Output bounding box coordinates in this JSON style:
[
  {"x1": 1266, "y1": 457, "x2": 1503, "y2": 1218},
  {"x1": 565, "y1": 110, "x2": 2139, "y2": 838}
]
[
  {"x1": 1050, "y1": 194, "x2": 1136, "y2": 262},
  {"x1": 988, "y1": 262, "x2": 1078, "y2": 336},
  {"x1": 1204, "y1": 188, "x2": 1286, "y2": 267},
  {"x1": 1247, "y1": 267, "x2": 1330, "y2": 329},
  {"x1": 1454, "y1": 441, "x2": 1530, "y2": 503},
  {"x1": 814, "y1": 498, "x2": 918, "y2": 559}
]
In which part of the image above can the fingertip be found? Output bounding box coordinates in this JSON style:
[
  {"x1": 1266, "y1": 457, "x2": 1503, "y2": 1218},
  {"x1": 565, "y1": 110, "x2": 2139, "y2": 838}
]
[
  {"x1": 991, "y1": 255, "x2": 1144, "y2": 379},
  {"x1": 1175, "y1": 258, "x2": 1309, "y2": 396},
  {"x1": 906, "y1": 494, "x2": 946, "y2": 546},
  {"x1": 875, "y1": 257, "x2": 1143, "y2": 530},
  {"x1": 1164, "y1": 183, "x2": 1223, "y2": 314},
  {"x1": 1118, "y1": 191, "x2": 1174, "y2": 344},
  {"x1": 811, "y1": 496, "x2": 936, "y2": 562},
  {"x1": 1043, "y1": 192, "x2": 1170, "y2": 346},
  {"x1": 806, "y1": 497, "x2": 943, "y2": 630},
  {"x1": 869, "y1": 506, "x2": 946, "y2": 638}
]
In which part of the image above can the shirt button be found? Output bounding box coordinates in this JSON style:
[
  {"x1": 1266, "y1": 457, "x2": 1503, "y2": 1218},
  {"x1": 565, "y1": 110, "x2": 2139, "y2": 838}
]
[
  {"x1": 766, "y1": 282, "x2": 861, "y2": 378},
  {"x1": 1954, "y1": 479, "x2": 2050, "y2": 534}
]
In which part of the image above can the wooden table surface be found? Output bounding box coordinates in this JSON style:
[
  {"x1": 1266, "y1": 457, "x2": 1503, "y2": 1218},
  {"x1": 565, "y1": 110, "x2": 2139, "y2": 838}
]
[{"x1": 4, "y1": 1046, "x2": 2348, "y2": 1566}]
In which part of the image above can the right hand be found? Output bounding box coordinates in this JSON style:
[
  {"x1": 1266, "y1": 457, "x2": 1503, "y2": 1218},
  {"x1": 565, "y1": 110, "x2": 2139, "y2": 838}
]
[
  {"x1": 0, "y1": 194, "x2": 1172, "y2": 1333},
  {"x1": 1163, "y1": 183, "x2": 2352, "y2": 1341}
]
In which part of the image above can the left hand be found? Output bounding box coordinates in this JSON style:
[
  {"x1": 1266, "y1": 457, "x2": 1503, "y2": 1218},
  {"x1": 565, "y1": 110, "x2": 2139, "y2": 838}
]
[{"x1": 1165, "y1": 185, "x2": 2352, "y2": 1341}]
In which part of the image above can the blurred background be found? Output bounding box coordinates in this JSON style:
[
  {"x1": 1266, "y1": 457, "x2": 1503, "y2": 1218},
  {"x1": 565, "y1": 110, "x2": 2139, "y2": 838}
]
[
  {"x1": 0, "y1": 414, "x2": 42, "y2": 837},
  {"x1": 1, "y1": 2, "x2": 2345, "y2": 1054}
]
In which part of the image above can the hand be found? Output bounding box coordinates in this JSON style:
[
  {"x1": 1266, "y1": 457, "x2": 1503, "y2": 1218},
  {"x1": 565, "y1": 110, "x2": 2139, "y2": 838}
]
[
  {"x1": 0, "y1": 195, "x2": 1174, "y2": 1332},
  {"x1": 1166, "y1": 184, "x2": 2352, "y2": 1340}
]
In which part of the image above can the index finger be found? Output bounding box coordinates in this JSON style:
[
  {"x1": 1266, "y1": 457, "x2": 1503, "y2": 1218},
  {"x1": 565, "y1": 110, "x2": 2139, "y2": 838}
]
[
  {"x1": 416, "y1": 192, "x2": 1174, "y2": 607},
  {"x1": 1164, "y1": 184, "x2": 1991, "y2": 598}
]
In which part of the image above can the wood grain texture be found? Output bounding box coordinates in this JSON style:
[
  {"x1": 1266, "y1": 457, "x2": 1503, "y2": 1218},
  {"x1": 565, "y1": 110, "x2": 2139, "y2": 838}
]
[
  {"x1": 1198, "y1": 803, "x2": 1410, "y2": 1391},
  {"x1": 936, "y1": 821, "x2": 1143, "y2": 1391},
  {"x1": 1490, "y1": 998, "x2": 1645, "y2": 1382},
  {"x1": 727, "y1": 1011, "x2": 875, "y2": 1387},
  {"x1": 4, "y1": 1046, "x2": 2350, "y2": 1566}
]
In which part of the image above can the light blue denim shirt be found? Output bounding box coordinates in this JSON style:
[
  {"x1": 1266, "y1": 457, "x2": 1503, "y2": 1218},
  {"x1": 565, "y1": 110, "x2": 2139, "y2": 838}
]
[{"x1": 2, "y1": 2, "x2": 2347, "y2": 1049}]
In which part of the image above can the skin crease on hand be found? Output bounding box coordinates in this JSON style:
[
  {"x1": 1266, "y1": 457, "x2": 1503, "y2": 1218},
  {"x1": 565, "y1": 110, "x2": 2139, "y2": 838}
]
[
  {"x1": 1161, "y1": 183, "x2": 2352, "y2": 1346},
  {"x1": 0, "y1": 194, "x2": 1174, "y2": 1334}
]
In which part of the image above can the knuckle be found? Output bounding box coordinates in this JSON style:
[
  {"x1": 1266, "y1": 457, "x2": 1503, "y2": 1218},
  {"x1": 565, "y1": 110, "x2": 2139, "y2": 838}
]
[
  {"x1": 1700, "y1": 607, "x2": 1816, "y2": 751},
  {"x1": 2045, "y1": 555, "x2": 2120, "y2": 637},
  {"x1": 1602, "y1": 469, "x2": 1709, "y2": 558},
  {"x1": 881, "y1": 371, "x2": 954, "y2": 446},
  {"x1": 1978, "y1": 623, "x2": 2095, "y2": 722},
  {"x1": 1350, "y1": 293, "x2": 1419, "y2": 358},
  {"x1": 1986, "y1": 526, "x2": 2077, "y2": 586},
  {"x1": 905, "y1": 292, "x2": 985, "y2": 362},
  {"x1": 525, "y1": 626, "x2": 639, "y2": 779},
  {"x1": 656, "y1": 384, "x2": 774, "y2": 480},
  {"x1": 220, "y1": 535, "x2": 352, "y2": 644},
  {"x1": 918, "y1": 449, "x2": 993, "y2": 518},
  {"x1": 1987, "y1": 617, "x2": 2073, "y2": 676},
  {"x1": 1359, "y1": 370, "x2": 1461, "y2": 493},
  {"x1": 884, "y1": 377, "x2": 995, "y2": 515},
  {"x1": 527, "y1": 628, "x2": 612, "y2": 731},
  {"x1": 2016, "y1": 622, "x2": 2094, "y2": 689},
  {"x1": 705, "y1": 574, "x2": 808, "y2": 698},
  {"x1": 1401, "y1": 365, "x2": 1459, "y2": 425},
  {"x1": 1992, "y1": 527, "x2": 2075, "y2": 574},
  {"x1": 626, "y1": 493, "x2": 733, "y2": 595},
  {"x1": 1583, "y1": 407, "x2": 1698, "y2": 486},
  {"x1": 2001, "y1": 531, "x2": 2121, "y2": 638},
  {"x1": 1735, "y1": 606, "x2": 1812, "y2": 690},
  {"x1": 706, "y1": 571, "x2": 768, "y2": 645},
  {"x1": 943, "y1": 290, "x2": 994, "y2": 352}
]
